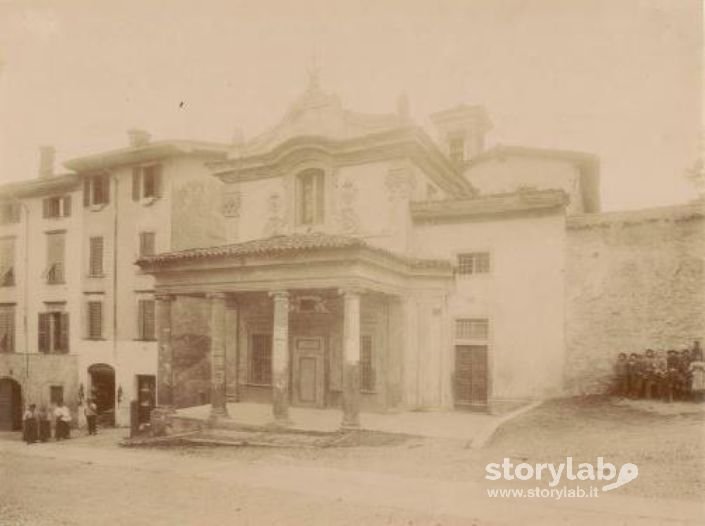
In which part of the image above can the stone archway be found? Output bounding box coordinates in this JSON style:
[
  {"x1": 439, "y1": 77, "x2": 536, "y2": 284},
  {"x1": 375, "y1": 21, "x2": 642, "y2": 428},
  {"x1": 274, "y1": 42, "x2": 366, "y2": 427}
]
[
  {"x1": 0, "y1": 377, "x2": 22, "y2": 431},
  {"x1": 88, "y1": 363, "x2": 115, "y2": 427}
]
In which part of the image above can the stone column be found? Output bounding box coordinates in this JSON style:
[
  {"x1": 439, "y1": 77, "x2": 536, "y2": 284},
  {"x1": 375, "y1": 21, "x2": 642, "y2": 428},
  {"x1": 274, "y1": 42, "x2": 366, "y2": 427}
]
[
  {"x1": 155, "y1": 293, "x2": 175, "y2": 408},
  {"x1": 341, "y1": 289, "x2": 362, "y2": 429},
  {"x1": 270, "y1": 290, "x2": 290, "y2": 425},
  {"x1": 208, "y1": 292, "x2": 228, "y2": 419}
]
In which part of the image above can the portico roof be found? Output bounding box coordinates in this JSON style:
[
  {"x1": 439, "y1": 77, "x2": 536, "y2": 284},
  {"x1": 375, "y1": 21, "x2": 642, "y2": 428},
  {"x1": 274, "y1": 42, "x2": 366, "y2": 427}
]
[{"x1": 136, "y1": 232, "x2": 452, "y2": 296}]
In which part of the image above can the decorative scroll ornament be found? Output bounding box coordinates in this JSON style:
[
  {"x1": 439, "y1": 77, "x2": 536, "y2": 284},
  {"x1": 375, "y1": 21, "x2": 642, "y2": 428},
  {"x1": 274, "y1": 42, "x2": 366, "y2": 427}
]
[
  {"x1": 222, "y1": 191, "x2": 242, "y2": 218},
  {"x1": 263, "y1": 192, "x2": 287, "y2": 237},
  {"x1": 338, "y1": 179, "x2": 360, "y2": 234}
]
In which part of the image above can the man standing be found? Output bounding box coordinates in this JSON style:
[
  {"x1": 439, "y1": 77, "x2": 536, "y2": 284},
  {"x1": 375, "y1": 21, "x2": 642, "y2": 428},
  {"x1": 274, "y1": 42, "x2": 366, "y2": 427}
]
[
  {"x1": 53, "y1": 401, "x2": 72, "y2": 440},
  {"x1": 84, "y1": 398, "x2": 98, "y2": 435}
]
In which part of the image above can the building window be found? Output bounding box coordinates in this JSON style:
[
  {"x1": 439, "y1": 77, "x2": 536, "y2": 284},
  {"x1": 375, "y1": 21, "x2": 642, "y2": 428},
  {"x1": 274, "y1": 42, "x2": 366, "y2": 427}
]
[
  {"x1": 0, "y1": 305, "x2": 15, "y2": 353},
  {"x1": 249, "y1": 334, "x2": 272, "y2": 385},
  {"x1": 139, "y1": 232, "x2": 156, "y2": 257},
  {"x1": 88, "y1": 237, "x2": 104, "y2": 276},
  {"x1": 50, "y1": 385, "x2": 64, "y2": 405},
  {"x1": 0, "y1": 238, "x2": 15, "y2": 287},
  {"x1": 449, "y1": 136, "x2": 465, "y2": 163},
  {"x1": 42, "y1": 195, "x2": 71, "y2": 218},
  {"x1": 83, "y1": 174, "x2": 110, "y2": 207},
  {"x1": 38, "y1": 311, "x2": 69, "y2": 353},
  {"x1": 296, "y1": 169, "x2": 324, "y2": 225},
  {"x1": 457, "y1": 252, "x2": 490, "y2": 275},
  {"x1": 137, "y1": 299, "x2": 156, "y2": 341},
  {"x1": 455, "y1": 319, "x2": 489, "y2": 340},
  {"x1": 132, "y1": 165, "x2": 163, "y2": 201},
  {"x1": 360, "y1": 335, "x2": 375, "y2": 392},
  {"x1": 0, "y1": 202, "x2": 20, "y2": 225},
  {"x1": 45, "y1": 231, "x2": 66, "y2": 284},
  {"x1": 86, "y1": 302, "x2": 103, "y2": 340}
]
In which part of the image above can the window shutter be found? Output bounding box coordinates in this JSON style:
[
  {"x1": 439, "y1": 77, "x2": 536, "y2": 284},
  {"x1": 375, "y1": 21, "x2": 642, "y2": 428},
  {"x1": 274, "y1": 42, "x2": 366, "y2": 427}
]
[
  {"x1": 63, "y1": 195, "x2": 71, "y2": 217},
  {"x1": 42, "y1": 198, "x2": 50, "y2": 218},
  {"x1": 38, "y1": 313, "x2": 49, "y2": 353},
  {"x1": 144, "y1": 300, "x2": 155, "y2": 340},
  {"x1": 137, "y1": 300, "x2": 145, "y2": 340},
  {"x1": 153, "y1": 165, "x2": 163, "y2": 198},
  {"x1": 59, "y1": 313, "x2": 70, "y2": 353},
  {"x1": 102, "y1": 174, "x2": 110, "y2": 204},
  {"x1": 132, "y1": 168, "x2": 141, "y2": 201},
  {"x1": 83, "y1": 179, "x2": 91, "y2": 207}
]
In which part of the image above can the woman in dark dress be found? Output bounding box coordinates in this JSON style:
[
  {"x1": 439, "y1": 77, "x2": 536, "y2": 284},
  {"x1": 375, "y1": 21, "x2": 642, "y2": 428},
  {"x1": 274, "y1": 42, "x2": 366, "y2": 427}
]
[
  {"x1": 22, "y1": 404, "x2": 38, "y2": 444},
  {"x1": 38, "y1": 406, "x2": 51, "y2": 442}
]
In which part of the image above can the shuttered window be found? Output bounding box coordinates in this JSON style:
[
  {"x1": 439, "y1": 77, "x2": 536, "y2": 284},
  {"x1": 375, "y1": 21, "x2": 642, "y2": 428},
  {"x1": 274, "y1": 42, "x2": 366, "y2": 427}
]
[
  {"x1": 85, "y1": 174, "x2": 110, "y2": 206},
  {"x1": 87, "y1": 302, "x2": 103, "y2": 340},
  {"x1": 38, "y1": 312, "x2": 69, "y2": 353},
  {"x1": 0, "y1": 238, "x2": 15, "y2": 287},
  {"x1": 249, "y1": 334, "x2": 272, "y2": 385},
  {"x1": 46, "y1": 232, "x2": 65, "y2": 284},
  {"x1": 137, "y1": 299, "x2": 156, "y2": 340},
  {"x1": 89, "y1": 237, "x2": 104, "y2": 276},
  {"x1": 0, "y1": 305, "x2": 15, "y2": 353},
  {"x1": 132, "y1": 165, "x2": 162, "y2": 200},
  {"x1": 139, "y1": 232, "x2": 156, "y2": 257},
  {"x1": 360, "y1": 335, "x2": 375, "y2": 392}
]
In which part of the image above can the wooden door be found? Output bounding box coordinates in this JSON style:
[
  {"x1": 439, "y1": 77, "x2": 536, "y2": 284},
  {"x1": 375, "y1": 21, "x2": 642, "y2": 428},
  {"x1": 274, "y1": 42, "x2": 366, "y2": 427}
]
[
  {"x1": 454, "y1": 345, "x2": 488, "y2": 408},
  {"x1": 0, "y1": 378, "x2": 21, "y2": 431},
  {"x1": 292, "y1": 337, "x2": 325, "y2": 408}
]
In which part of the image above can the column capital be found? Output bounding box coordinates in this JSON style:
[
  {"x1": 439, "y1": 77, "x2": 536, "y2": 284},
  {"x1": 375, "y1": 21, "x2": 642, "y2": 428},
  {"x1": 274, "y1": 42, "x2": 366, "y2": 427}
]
[
  {"x1": 206, "y1": 291, "x2": 227, "y2": 301},
  {"x1": 155, "y1": 293, "x2": 176, "y2": 303},
  {"x1": 268, "y1": 290, "x2": 290, "y2": 300},
  {"x1": 338, "y1": 287, "x2": 365, "y2": 298}
]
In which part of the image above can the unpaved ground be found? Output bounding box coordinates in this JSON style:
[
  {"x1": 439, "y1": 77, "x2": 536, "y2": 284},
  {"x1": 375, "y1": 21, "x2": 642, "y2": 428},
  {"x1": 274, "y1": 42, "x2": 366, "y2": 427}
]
[{"x1": 1, "y1": 396, "x2": 703, "y2": 525}]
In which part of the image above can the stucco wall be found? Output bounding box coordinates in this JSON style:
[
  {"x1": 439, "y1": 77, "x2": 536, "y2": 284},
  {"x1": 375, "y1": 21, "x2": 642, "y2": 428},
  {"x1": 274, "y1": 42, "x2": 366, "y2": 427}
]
[
  {"x1": 565, "y1": 203, "x2": 705, "y2": 394},
  {"x1": 412, "y1": 212, "x2": 567, "y2": 401}
]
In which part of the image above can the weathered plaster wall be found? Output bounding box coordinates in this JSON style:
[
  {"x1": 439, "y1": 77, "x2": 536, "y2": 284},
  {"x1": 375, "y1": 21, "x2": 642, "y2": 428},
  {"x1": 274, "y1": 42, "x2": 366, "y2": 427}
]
[
  {"x1": 412, "y1": 212, "x2": 567, "y2": 402},
  {"x1": 464, "y1": 157, "x2": 584, "y2": 214},
  {"x1": 565, "y1": 203, "x2": 705, "y2": 394}
]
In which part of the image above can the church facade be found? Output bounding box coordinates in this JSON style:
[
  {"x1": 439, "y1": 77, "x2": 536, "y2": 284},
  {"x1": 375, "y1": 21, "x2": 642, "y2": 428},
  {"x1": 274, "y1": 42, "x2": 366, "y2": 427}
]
[{"x1": 1, "y1": 75, "x2": 701, "y2": 431}]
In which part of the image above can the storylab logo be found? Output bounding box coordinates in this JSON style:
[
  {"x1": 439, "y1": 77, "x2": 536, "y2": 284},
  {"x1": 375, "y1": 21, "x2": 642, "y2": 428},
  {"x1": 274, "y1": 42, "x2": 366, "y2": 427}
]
[{"x1": 484, "y1": 457, "x2": 639, "y2": 499}]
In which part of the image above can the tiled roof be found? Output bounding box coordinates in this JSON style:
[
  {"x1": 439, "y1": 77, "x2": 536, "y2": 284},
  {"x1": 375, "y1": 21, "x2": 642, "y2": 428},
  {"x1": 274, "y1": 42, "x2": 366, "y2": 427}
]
[{"x1": 137, "y1": 232, "x2": 451, "y2": 270}]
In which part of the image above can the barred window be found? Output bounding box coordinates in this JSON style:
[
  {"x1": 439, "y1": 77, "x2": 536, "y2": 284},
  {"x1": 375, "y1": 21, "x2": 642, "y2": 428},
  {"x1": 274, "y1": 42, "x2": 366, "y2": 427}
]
[
  {"x1": 457, "y1": 252, "x2": 490, "y2": 275},
  {"x1": 137, "y1": 299, "x2": 156, "y2": 341},
  {"x1": 360, "y1": 335, "x2": 375, "y2": 392},
  {"x1": 89, "y1": 237, "x2": 104, "y2": 276},
  {"x1": 455, "y1": 319, "x2": 489, "y2": 340},
  {"x1": 139, "y1": 232, "x2": 156, "y2": 257},
  {"x1": 249, "y1": 334, "x2": 272, "y2": 385},
  {"x1": 0, "y1": 305, "x2": 15, "y2": 353},
  {"x1": 87, "y1": 302, "x2": 103, "y2": 340}
]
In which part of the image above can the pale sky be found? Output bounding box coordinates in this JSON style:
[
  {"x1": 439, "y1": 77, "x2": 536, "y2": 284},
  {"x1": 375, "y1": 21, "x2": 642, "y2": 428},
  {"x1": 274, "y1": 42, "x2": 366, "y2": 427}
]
[{"x1": 0, "y1": 0, "x2": 701, "y2": 210}]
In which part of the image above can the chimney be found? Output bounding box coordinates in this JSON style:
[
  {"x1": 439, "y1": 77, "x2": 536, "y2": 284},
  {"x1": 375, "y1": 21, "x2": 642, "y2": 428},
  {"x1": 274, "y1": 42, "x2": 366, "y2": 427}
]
[
  {"x1": 430, "y1": 105, "x2": 492, "y2": 164},
  {"x1": 127, "y1": 129, "x2": 151, "y2": 147},
  {"x1": 38, "y1": 146, "x2": 55, "y2": 178}
]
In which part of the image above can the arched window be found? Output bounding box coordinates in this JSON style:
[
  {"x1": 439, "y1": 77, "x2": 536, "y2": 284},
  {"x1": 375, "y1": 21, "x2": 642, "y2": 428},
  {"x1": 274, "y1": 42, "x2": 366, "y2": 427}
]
[{"x1": 296, "y1": 169, "x2": 325, "y2": 225}]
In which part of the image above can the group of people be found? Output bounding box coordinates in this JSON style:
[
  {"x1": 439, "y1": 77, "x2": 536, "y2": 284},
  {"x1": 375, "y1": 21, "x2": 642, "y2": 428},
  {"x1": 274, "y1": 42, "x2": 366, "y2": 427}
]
[
  {"x1": 613, "y1": 340, "x2": 705, "y2": 402},
  {"x1": 22, "y1": 398, "x2": 98, "y2": 445}
]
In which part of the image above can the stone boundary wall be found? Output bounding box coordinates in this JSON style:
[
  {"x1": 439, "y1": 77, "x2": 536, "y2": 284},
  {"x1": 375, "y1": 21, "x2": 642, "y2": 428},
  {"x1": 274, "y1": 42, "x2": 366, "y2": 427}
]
[{"x1": 565, "y1": 201, "x2": 705, "y2": 394}]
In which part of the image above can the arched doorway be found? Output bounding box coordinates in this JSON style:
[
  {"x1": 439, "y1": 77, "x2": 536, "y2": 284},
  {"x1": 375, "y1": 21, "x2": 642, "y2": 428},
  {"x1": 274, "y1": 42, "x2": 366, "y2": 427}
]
[
  {"x1": 88, "y1": 364, "x2": 115, "y2": 427},
  {"x1": 0, "y1": 377, "x2": 22, "y2": 431}
]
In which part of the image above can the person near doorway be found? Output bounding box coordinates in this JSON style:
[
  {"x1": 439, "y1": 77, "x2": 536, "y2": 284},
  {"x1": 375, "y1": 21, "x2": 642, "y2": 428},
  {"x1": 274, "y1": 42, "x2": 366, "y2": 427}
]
[
  {"x1": 37, "y1": 406, "x2": 51, "y2": 442},
  {"x1": 22, "y1": 404, "x2": 38, "y2": 444},
  {"x1": 54, "y1": 401, "x2": 71, "y2": 440},
  {"x1": 85, "y1": 398, "x2": 98, "y2": 435}
]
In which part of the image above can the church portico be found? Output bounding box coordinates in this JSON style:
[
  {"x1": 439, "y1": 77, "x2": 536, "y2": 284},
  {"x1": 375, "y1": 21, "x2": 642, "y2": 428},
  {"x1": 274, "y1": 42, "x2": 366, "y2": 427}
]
[{"x1": 139, "y1": 233, "x2": 453, "y2": 429}]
